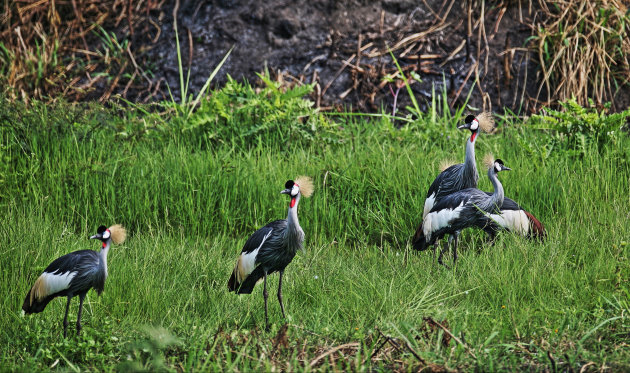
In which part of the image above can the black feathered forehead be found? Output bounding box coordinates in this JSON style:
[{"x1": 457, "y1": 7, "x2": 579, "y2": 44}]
[
  {"x1": 465, "y1": 114, "x2": 475, "y2": 123},
  {"x1": 494, "y1": 159, "x2": 505, "y2": 166},
  {"x1": 285, "y1": 180, "x2": 295, "y2": 189},
  {"x1": 97, "y1": 225, "x2": 107, "y2": 234}
]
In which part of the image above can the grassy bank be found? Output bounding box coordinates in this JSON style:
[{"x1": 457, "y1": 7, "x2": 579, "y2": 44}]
[{"x1": 0, "y1": 95, "x2": 628, "y2": 371}]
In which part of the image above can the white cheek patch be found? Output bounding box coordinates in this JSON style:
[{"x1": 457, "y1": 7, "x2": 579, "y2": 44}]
[
  {"x1": 423, "y1": 202, "x2": 464, "y2": 241},
  {"x1": 470, "y1": 119, "x2": 479, "y2": 131},
  {"x1": 291, "y1": 185, "x2": 299, "y2": 196},
  {"x1": 102, "y1": 230, "x2": 111, "y2": 239}
]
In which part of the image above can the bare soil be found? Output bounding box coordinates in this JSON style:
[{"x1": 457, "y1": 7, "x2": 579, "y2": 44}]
[{"x1": 140, "y1": 0, "x2": 541, "y2": 114}]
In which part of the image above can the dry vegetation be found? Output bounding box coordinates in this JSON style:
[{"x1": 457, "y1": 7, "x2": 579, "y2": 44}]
[
  {"x1": 532, "y1": 0, "x2": 630, "y2": 110},
  {"x1": 1, "y1": 1, "x2": 629, "y2": 110},
  {"x1": 0, "y1": 0, "x2": 159, "y2": 102}
]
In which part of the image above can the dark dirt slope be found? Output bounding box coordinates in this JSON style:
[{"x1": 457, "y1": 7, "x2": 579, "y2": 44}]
[
  {"x1": 5, "y1": 0, "x2": 626, "y2": 112},
  {"x1": 148, "y1": 0, "x2": 540, "y2": 114}
]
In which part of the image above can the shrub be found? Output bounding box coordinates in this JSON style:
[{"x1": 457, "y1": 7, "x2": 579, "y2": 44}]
[{"x1": 529, "y1": 98, "x2": 630, "y2": 156}]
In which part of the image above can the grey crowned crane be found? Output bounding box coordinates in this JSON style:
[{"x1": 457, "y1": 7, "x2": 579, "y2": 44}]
[
  {"x1": 22, "y1": 224, "x2": 126, "y2": 337},
  {"x1": 430, "y1": 157, "x2": 546, "y2": 242},
  {"x1": 228, "y1": 176, "x2": 314, "y2": 330},
  {"x1": 413, "y1": 156, "x2": 510, "y2": 266},
  {"x1": 415, "y1": 112, "x2": 495, "y2": 251}
]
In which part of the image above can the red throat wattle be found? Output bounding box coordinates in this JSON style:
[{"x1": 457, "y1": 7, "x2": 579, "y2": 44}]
[
  {"x1": 470, "y1": 132, "x2": 477, "y2": 142},
  {"x1": 290, "y1": 197, "x2": 296, "y2": 208},
  {"x1": 102, "y1": 242, "x2": 106, "y2": 248}
]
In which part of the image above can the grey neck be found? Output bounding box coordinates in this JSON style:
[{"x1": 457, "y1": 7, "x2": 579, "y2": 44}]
[
  {"x1": 286, "y1": 193, "x2": 301, "y2": 230},
  {"x1": 285, "y1": 193, "x2": 304, "y2": 252},
  {"x1": 461, "y1": 131, "x2": 479, "y2": 186},
  {"x1": 484, "y1": 167, "x2": 504, "y2": 211},
  {"x1": 99, "y1": 240, "x2": 111, "y2": 278}
]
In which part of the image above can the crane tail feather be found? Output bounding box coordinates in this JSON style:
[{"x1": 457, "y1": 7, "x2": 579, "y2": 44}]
[
  {"x1": 228, "y1": 266, "x2": 265, "y2": 294},
  {"x1": 22, "y1": 271, "x2": 75, "y2": 314},
  {"x1": 22, "y1": 287, "x2": 53, "y2": 314},
  {"x1": 227, "y1": 270, "x2": 238, "y2": 292},
  {"x1": 524, "y1": 210, "x2": 546, "y2": 241},
  {"x1": 236, "y1": 267, "x2": 265, "y2": 294}
]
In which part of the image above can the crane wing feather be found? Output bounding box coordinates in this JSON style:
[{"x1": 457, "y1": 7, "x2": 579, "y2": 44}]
[
  {"x1": 484, "y1": 193, "x2": 522, "y2": 210},
  {"x1": 240, "y1": 220, "x2": 286, "y2": 254},
  {"x1": 42, "y1": 250, "x2": 99, "y2": 275}
]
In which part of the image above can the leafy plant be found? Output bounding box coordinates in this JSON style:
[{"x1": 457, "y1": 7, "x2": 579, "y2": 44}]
[
  {"x1": 529, "y1": 98, "x2": 630, "y2": 156},
  {"x1": 184, "y1": 73, "x2": 339, "y2": 148},
  {"x1": 118, "y1": 327, "x2": 181, "y2": 372}
]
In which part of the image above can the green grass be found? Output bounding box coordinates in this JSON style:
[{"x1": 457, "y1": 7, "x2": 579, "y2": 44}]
[{"x1": 0, "y1": 96, "x2": 628, "y2": 371}]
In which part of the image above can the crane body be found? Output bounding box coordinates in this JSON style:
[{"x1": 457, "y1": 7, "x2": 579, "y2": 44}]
[
  {"x1": 22, "y1": 224, "x2": 126, "y2": 337},
  {"x1": 414, "y1": 158, "x2": 509, "y2": 266},
  {"x1": 228, "y1": 177, "x2": 313, "y2": 330}
]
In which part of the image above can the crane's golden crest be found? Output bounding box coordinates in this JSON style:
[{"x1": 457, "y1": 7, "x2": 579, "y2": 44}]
[
  {"x1": 483, "y1": 153, "x2": 496, "y2": 169},
  {"x1": 295, "y1": 176, "x2": 314, "y2": 198},
  {"x1": 477, "y1": 112, "x2": 495, "y2": 133},
  {"x1": 439, "y1": 159, "x2": 457, "y2": 172},
  {"x1": 108, "y1": 224, "x2": 127, "y2": 245},
  {"x1": 29, "y1": 276, "x2": 46, "y2": 305}
]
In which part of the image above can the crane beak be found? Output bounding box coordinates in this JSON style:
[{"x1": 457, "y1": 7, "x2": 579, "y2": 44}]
[
  {"x1": 457, "y1": 123, "x2": 470, "y2": 130},
  {"x1": 90, "y1": 233, "x2": 102, "y2": 240},
  {"x1": 280, "y1": 189, "x2": 291, "y2": 194},
  {"x1": 502, "y1": 166, "x2": 511, "y2": 171}
]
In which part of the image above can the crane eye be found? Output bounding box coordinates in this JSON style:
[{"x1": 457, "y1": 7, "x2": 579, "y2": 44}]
[
  {"x1": 102, "y1": 230, "x2": 111, "y2": 239},
  {"x1": 470, "y1": 119, "x2": 479, "y2": 131}
]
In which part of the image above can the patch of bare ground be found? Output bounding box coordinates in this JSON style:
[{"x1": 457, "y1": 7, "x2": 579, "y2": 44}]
[{"x1": 2, "y1": 1, "x2": 629, "y2": 114}]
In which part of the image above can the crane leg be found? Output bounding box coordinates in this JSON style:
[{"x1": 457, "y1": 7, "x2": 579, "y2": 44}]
[
  {"x1": 483, "y1": 231, "x2": 497, "y2": 248},
  {"x1": 62, "y1": 296, "x2": 72, "y2": 338},
  {"x1": 263, "y1": 272, "x2": 269, "y2": 331},
  {"x1": 277, "y1": 270, "x2": 286, "y2": 319},
  {"x1": 450, "y1": 232, "x2": 459, "y2": 264},
  {"x1": 76, "y1": 293, "x2": 86, "y2": 335},
  {"x1": 437, "y1": 243, "x2": 449, "y2": 268},
  {"x1": 432, "y1": 242, "x2": 439, "y2": 263}
]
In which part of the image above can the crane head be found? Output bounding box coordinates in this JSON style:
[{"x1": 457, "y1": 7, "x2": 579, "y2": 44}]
[
  {"x1": 280, "y1": 176, "x2": 314, "y2": 198},
  {"x1": 281, "y1": 180, "x2": 299, "y2": 197},
  {"x1": 457, "y1": 112, "x2": 495, "y2": 133},
  {"x1": 458, "y1": 114, "x2": 478, "y2": 131},
  {"x1": 90, "y1": 224, "x2": 127, "y2": 244},
  {"x1": 493, "y1": 159, "x2": 511, "y2": 172},
  {"x1": 90, "y1": 225, "x2": 109, "y2": 241}
]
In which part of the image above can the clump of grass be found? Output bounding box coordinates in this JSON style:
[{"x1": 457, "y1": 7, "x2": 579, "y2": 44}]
[
  {"x1": 183, "y1": 73, "x2": 339, "y2": 149},
  {"x1": 533, "y1": 0, "x2": 630, "y2": 109},
  {"x1": 0, "y1": 25, "x2": 62, "y2": 101},
  {"x1": 0, "y1": 0, "x2": 155, "y2": 101}
]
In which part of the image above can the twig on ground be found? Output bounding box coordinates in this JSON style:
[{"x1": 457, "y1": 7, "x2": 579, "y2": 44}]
[
  {"x1": 424, "y1": 317, "x2": 477, "y2": 360},
  {"x1": 309, "y1": 343, "x2": 360, "y2": 368}
]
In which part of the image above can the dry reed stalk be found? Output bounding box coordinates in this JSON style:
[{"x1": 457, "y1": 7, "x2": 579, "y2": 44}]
[
  {"x1": 1, "y1": 0, "x2": 159, "y2": 101},
  {"x1": 534, "y1": 0, "x2": 629, "y2": 110}
]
